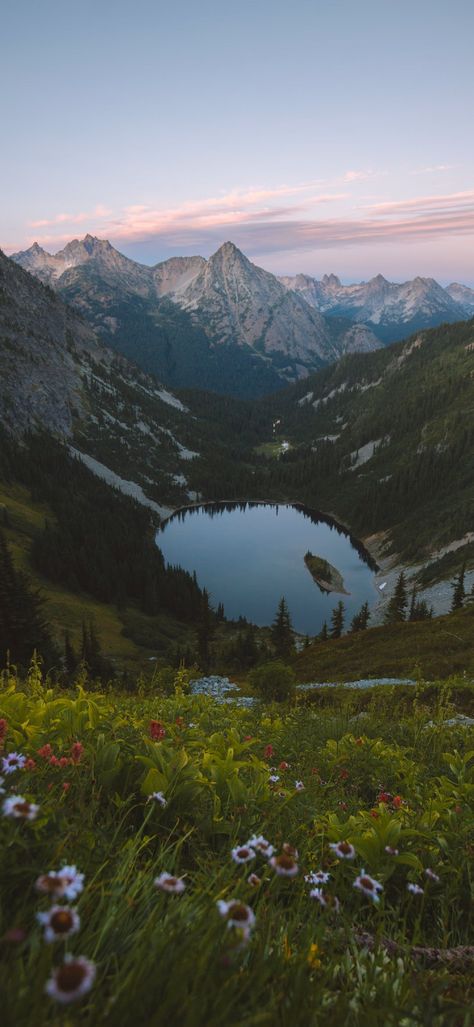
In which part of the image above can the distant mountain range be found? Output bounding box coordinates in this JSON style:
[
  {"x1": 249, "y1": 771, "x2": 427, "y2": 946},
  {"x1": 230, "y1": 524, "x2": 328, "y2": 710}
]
[{"x1": 11, "y1": 235, "x2": 474, "y2": 396}]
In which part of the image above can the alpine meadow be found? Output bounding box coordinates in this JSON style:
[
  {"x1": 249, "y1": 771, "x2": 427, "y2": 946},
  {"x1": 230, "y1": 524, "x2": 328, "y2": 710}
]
[{"x1": 1, "y1": 2, "x2": 473, "y2": 1026}]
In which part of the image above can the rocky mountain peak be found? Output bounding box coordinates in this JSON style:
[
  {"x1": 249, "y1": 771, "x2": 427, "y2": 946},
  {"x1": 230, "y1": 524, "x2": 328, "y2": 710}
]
[{"x1": 322, "y1": 273, "x2": 342, "y2": 288}]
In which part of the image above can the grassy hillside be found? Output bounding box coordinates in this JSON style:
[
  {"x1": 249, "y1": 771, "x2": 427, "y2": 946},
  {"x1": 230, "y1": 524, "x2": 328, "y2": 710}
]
[
  {"x1": 0, "y1": 480, "x2": 197, "y2": 674},
  {"x1": 292, "y1": 602, "x2": 474, "y2": 682}
]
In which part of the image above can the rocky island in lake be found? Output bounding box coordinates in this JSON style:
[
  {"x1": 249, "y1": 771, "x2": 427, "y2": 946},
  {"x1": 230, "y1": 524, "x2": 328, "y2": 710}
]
[{"x1": 304, "y1": 550, "x2": 349, "y2": 595}]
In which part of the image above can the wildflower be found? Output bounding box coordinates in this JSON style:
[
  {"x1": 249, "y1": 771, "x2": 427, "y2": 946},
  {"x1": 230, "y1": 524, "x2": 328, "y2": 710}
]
[
  {"x1": 3, "y1": 795, "x2": 39, "y2": 820},
  {"x1": 149, "y1": 720, "x2": 166, "y2": 741},
  {"x1": 35, "y1": 872, "x2": 68, "y2": 898},
  {"x1": 231, "y1": 845, "x2": 256, "y2": 864},
  {"x1": 62, "y1": 782, "x2": 71, "y2": 793},
  {"x1": 282, "y1": 842, "x2": 299, "y2": 859},
  {"x1": 45, "y1": 955, "x2": 96, "y2": 1004},
  {"x1": 392, "y1": 795, "x2": 403, "y2": 809},
  {"x1": 49, "y1": 756, "x2": 61, "y2": 767},
  {"x1": 295, "y1": 780, "x2": 305, "y2": 791},
  {"x1": 377, "y1": 791, "x2": 391, "y2": 804},
  {"x1": 59, "y1": 757, "x2": 70, "y2": 769},
  {"x1": 58, "y1": 866, "x2": 85, "y2": 901},
  {"x1": 407, "y1": 882, "x2": 424, "y2": 895},
  {"x1": 154, "y1": 872, "x2": 186, "y2": 894},
  {"x1": 269, "y1": 853, "x2": 299, "y2": 877},
  {"x1": 247, "y1": 835, "x2": 274, "y2": 858},
  {"x1": 38, "y1": 744, "x2": 53, "y2": 760},
  {"x1": 217, "y1": 899, "x2": 255, "y2": 933},
  {"x1": 305, "y1": 870, "x2": 331, "y2": 885},
  {"x1": 354, "y1": 871, "x2": 383, "y2": 903},
  {"x1": 24, "y1": 758, "x2": 36, "y2": 771},
  {"x1": 264, "y1": 744, "x2": 274, "y2": 759},
  {"x1": 147, "y1": 791, "x2": 167, "y2": 807},
  {"x1": 370, "y1": 810, "x2": 379, "y2": 819},
  {"x1": 269, "y1": 774, "x2": 280, "y2": 784},
  {"x1": 247, "y1": 873, "x2": 261, "y2": 887},
  {"x1": 329, "y1": 840, "x2": 355, "y2": 860},
  {"x1": 1, "y1": 752, "x2": 26, "y2": 775},
  {"x1": 339, "y1": 768, "x2": 349, "y2": 781},
  {"x1": 309, "y1": 888, "x2": 340, "y2": 912},
  {"x1": 279, "y1": 761, "x2": 289, "y2": 771},
  {"x1": 384, "y1": 845, "x2": 399, "y2": 856},
  {"x1": 425, "y1": 867, "x2": 440, "y2": 882},
  {"x1": 70, "y1": 741, "x2": 84, "y2": 763},
  {"x1": 339, "y1": 801, "x2": 348, "y2": 812},
  {"x1": 37, "y1": 906, "x2": 80, "y2": 943},
  {"x1": 307, "y1": 942, "x2": 322, "y2": 968}
]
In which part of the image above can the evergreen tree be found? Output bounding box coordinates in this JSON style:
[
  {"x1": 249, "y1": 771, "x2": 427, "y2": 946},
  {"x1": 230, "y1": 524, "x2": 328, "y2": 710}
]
[
  {"x1": 330, "y1": 601, "x2": 345, "y2": 639},
  {"x1": 451, "y1": 563, "x2": 466, "y2": 611},
  {"x1": 319, "y1": 621, "x2": 328, "y2": 641},
  {"x1": 384, "y1": 572, "x2": 408, "y2": 623},
  {"x1": 216, "y1": 602, "x2": 225, "y2": 622},
  {"x1": 196, "y1": 588, "x2": 215, "y2": 672},
  {"x1": 64, "y1": 631, "x2": 77, "y2": 677},
  {"x1": 350, "y1": 601, "x2": 370, "y2": 633},
  {"x1": 271, "y1": 597, "x2": 294, "y2": 658},
  {"x1": 0, "y1": 530, "x2": 56, "y2": 668}
]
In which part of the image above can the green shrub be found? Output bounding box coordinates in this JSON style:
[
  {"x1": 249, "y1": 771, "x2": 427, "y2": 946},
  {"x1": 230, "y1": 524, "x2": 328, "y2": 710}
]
[{"x1": 248, "y1": 659, "x2": 296, "y2": 701}]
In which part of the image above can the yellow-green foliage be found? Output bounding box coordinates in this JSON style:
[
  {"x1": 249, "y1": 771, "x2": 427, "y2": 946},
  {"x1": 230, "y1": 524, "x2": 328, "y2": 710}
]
[{"x1": 0, "y1": 664, "x2": 473, "y2": 1025}]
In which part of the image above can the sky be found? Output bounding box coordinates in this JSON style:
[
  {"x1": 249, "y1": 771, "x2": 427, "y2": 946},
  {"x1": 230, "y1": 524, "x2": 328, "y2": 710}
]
[{"x1": 1, "y1": 0, "x2": 473, "y2": 284}]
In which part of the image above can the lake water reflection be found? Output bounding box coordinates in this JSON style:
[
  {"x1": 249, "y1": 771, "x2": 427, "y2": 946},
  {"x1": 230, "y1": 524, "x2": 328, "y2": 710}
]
[{"x1": 157, "y1": 502, "x2": 378, "y2": 635}]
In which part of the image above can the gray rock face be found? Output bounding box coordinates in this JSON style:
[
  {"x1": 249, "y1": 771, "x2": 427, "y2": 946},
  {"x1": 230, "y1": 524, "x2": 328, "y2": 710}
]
[
  {"x1": 280, "y1": 271, "x2": 470, "y2": 343},
  {"x1": 0, "y1": 249, "x2": 204, "y2": 511},
  {"x1": 12, "y1": 237, "x2": 384, "y2": 381}
]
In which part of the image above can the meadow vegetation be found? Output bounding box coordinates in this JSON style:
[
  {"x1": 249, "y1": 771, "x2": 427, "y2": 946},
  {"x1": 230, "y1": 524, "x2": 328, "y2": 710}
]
[{"x1": 1, "y1": 660, "x2": 472, "y2": 1026}]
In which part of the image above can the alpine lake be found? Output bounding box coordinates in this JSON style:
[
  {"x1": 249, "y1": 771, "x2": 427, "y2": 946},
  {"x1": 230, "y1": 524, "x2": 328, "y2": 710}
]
[{"x1": 157, "y1": 502, "x2": 378, "y2": 636}]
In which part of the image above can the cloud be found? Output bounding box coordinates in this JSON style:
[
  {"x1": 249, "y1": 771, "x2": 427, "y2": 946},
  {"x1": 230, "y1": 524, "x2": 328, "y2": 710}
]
[
  {"x1": 410, "y1": 164, "x2": 456, "y2": 175},
  {"x1": 364, "y1": 190, "x2": 474, "y2": 216},
  {"x1": 29, "y1": 204, "x2": 112, "y2": 229}
]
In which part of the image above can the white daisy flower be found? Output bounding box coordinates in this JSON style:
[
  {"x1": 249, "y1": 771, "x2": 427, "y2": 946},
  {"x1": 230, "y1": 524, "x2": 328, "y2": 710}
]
[
  {"x1": 269, "y1": 853, "x2": 299, "y2": 877},
  {"x1": 1, "y1": 752, "x2": 26, "y2": 775},
  {"x1": 282, "y1": 842, "x2": 299, "y2": 859},
  {"x1": 35, "y1": 872, "x2": 69, "y2": 898},
  {"x1": 2, "y1": 794, "x2": 39, "y2": 820},
  {"x1": 247, "y1": 873, "x2": 261, "y2": 887},
  {"x1": 45, "y1": 955, "x2": 96, "y2": 1004},
  {"x1": 247, "y1": 835, "x2": 274, "y2": 858},
  {"x1": 295, "y1": 780, "x2": 305, "y2": 791},
  {"x1": 354, "y1": 871, "x2": 384, "y2": 903},
  {"x1": 309, "y1": 888, "x2": 340, "y2": 911},
  {"x1": 147, "y1": 791, "x2": 167, "y2": 807},
  {"x1": 407, "y1": 882, "x2": 424, "y2": 895},
  {"x1": 58, "y1": 866, "x2": 85, "y2": 901},
  {"x1": 231, "y1": 845, "x2": 256, "y2": 864},
  {"x1": 424, "y1": 868, "x2": 440, "y2": 882},
  {"x1": 269, "y1": 775, "x2": 280, "y2": 784},
  {"x1": 154, "y1": 872, "x2": 186, "y2": 894},
  {"x1": 384, "y1": 845, "x2": 399, "y2": 856},
  {"x1": 305, "y1": 870, "x2": 331, "y2": 885},
  {"x1": 216, "y1": 899, "x2": 255, "y2": 932},
  {"x1": 329, "y1": 840, "x2": 356, "y2": 860},
  {"x1": 37, "y1": 905, "x2": 81, "y2": 944}
]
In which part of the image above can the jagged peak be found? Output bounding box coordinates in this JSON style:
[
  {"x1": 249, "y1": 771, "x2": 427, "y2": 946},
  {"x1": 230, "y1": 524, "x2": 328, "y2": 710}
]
[{"x1": 322, "y1": 273, "x2": 342, "y2": 287}]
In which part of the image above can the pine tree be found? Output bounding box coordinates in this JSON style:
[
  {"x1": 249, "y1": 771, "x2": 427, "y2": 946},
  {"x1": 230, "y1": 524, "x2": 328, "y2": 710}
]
[
  {"x1": 271, "y1": 597, "x2": 294, "y2": 657},
  {"x1": 0, "y1": 530, "x2": 56, "y2": 668},
  {"x1": 196, "y1": 588, "x2": 215, "y2": 672},
  {"x1": 451, "y1": 563, "x2": 466, "y2": 611},
  {"x1": 330, "y1": 601, "x2": 345, "y2": 639},
  {"x1": 350, "y1": 601, "x2": 370, "y2": 633},
  {"x1": 64, "y1": 631, "x2": 77, "y2": 677},
  {"x1": 319, "y1": 621, "x2": 328, "y2": 641},
  {"x1": 384, "y1": 572, "x2": 408, "y2": 623}
]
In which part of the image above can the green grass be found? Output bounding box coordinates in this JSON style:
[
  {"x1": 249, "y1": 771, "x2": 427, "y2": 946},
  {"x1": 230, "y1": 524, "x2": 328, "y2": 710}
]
[
  {"x1": 292, "y1": 604, "x2": 474, "y2": 681},
  {"x1": 0, "y1": 668, "x2": 473, "y2": 1026}
]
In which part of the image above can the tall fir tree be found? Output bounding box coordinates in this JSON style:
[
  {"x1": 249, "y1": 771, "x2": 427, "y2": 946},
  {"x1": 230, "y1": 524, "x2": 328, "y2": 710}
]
[
  {"x1": 451, "y1": 564, "x2": 466, "y2": 611},
  {"x1": 271, "y1": 597, "x2": 294, "y2": 658},
  {"x1": 350, "y1": 601, "x2": 370, "y2": 633},
  {"x1": 384, "y1": 572, "x2": 408, "y2": 623},
  {"x1": 0, "y1": 530, "x2": 56, "y2": 668},
  {"x1": 330, "y1": 601, "x2": 345, "y2": 639}
]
